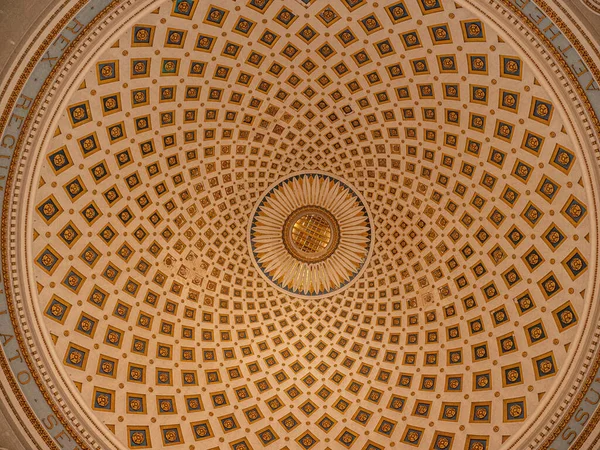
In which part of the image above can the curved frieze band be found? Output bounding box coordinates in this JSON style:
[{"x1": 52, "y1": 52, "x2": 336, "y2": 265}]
[{"x1": 583, "y1": 0, "x2": 600, "y2": 15}]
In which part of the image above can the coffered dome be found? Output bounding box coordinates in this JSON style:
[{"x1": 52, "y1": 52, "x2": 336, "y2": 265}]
[
  {"x1": 1, "y1": 0, "x2": 600, "y2": 450},
  {"x1": 31, "y1": 1, "x2": 593, "y2": 447}
]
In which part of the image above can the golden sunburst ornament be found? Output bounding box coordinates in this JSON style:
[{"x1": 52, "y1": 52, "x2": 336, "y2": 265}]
[{"x1": 249, "y1": 172, "x2": 373, "y2": 298}]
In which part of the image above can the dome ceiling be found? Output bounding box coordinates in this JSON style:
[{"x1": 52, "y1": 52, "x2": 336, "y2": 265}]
[
  {"x1": 1, "y1": 0, "x2": 599, "y2": 450},
  {"x1": 32, "y1": 0, "x2": 592, "y2": 448}
]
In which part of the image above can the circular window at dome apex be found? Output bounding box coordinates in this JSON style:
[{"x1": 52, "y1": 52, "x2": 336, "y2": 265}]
[
  {"x1": 249, "y1": 172, "x2": 373, "y2": 298},
  {"x1": 284, "y1": 206, "x2": 340, "y2": 263},
  {"x1": 291, "y1": 213, "x2": 333, "y2": 253}
]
